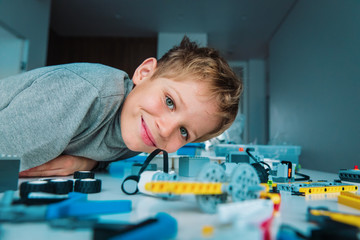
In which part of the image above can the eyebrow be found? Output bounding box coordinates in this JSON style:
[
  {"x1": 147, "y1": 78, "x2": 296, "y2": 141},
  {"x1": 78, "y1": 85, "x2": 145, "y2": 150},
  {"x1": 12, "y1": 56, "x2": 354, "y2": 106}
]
[{"x1": 170, "y1": 86, "x2": 199, "y2": 140}]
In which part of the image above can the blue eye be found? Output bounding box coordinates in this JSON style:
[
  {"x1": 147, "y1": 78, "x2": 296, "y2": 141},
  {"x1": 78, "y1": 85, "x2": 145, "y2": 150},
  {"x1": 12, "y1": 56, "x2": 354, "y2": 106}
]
[
  {"x1": 165, "y1": 96, "x2": 174, "y2": 110},
  {"x1": 180, "y1": 127, "x2": 188, "y2": 139}
]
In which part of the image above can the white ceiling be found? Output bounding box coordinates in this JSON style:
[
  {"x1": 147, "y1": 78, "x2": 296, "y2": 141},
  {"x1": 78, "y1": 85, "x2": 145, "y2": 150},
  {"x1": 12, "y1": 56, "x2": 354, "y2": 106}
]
[{"x1": 50, "y1": 0, "x2": 297, "y2": 61}]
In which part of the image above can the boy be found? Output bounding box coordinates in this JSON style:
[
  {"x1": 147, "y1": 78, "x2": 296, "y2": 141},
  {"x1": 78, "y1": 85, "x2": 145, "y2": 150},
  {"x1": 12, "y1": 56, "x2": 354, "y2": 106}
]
[{"x1": 0, "y1": 36, "x2": 242, "y2": 177}]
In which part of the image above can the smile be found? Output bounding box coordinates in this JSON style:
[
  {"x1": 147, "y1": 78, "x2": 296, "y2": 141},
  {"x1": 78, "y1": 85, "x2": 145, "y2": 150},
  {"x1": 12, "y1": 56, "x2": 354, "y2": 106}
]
[{"x1": 141, "y1": 117, "x2": 157, "y2": 147}]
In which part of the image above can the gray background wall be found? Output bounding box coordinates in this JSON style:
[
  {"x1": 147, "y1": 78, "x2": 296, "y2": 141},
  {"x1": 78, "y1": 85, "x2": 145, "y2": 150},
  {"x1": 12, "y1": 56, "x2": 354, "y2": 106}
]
[
  {"x1": 0, "y1": 0, "x2": 51, "y2": 70},
  {"x1": 269, "y1": 0, "x2": 360, "y2": 172}
]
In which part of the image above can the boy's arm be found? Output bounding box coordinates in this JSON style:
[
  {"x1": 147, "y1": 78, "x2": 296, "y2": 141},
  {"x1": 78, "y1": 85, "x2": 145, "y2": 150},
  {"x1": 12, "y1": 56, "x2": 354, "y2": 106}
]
[
  {"x1": 19, "y1": 155, "x2": 98, "y2": 177},
  {"x1": 0, "y1": 68, "x2": 100, "y2": 171}
]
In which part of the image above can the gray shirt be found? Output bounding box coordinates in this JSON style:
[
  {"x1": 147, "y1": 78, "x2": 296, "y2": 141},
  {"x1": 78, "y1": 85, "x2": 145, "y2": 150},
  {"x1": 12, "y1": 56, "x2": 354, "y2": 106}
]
[{"x1": 0, "y1": 63, "x2": 139, "y2": 171}]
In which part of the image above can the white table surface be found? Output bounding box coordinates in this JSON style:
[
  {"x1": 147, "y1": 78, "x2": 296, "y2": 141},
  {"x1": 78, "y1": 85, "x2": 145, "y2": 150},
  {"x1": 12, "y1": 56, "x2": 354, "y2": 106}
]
[{"x1": 1, "y1": 168, "x2": 359, "y2": 240}]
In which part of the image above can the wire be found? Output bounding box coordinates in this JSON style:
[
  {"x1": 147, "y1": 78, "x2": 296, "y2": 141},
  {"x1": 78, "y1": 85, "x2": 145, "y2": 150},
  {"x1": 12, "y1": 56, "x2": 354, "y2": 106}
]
[
  {"x1": 295, "y1": 172, "x2": 310, "y2": 181},
  {"x1": 121, "y1": 149, "x2": 169, "y2": 195},
  {"x1": 260, "y1": 161, "x2": 271, "y2": 172},
  {"x1": 245, "y1": 148, "x2": 272, "y2": 171}
]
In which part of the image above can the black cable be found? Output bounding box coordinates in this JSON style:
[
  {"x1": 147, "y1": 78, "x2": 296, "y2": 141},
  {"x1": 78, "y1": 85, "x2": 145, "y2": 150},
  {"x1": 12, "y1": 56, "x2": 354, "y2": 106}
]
[
  {"x1": 259, "y1": 161, "x2": 271, "y2": 172},
  {"x1": 121, "y1": 149, "x2": 168, "y2": 195},
  {"x1": 246, "y1": 148, "x2": 272, "y2": 172},
  {"x1": 295, "y1": 172, "x2": 310, "y2": 181},
  {"x1": 245, "y1": 148, "x2": 259, "y2": 163}
]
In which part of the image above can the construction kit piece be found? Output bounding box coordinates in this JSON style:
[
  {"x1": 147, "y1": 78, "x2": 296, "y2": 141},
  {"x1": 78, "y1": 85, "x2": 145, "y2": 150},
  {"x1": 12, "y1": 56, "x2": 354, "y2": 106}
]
[
  {"x1": 178, "y1": 156, "x2": 210, "y2": 177},
  {"x1": 270, "y1": 161, "x2": 296, "y2": 182},
  {"x1": 93, "y1": 212, "x2": 178, "y2": 240},
  {"x1": 338, "y1": 191, "x2": 360, "y2": 210},
  {"x1": 339, "y1": 166, "x2": 360, "y2": 183},
  {"x1": 195, "y1": 162, "x2": 228, "y2": 213},
  {"x1": 0, "y1": 191, "x2": 131, "y2": 223},
  {"x1": 74, "y1": 171, "x2": 95, "y2": 179},
  {"x1": 306, "y1": 206, "x2": 360, "y2": 239},
  {"x1": 20, "y1": 171, "x2": 101, "y2": 198},
  {"x1": 142, "y1": 162, "x2": 263, "y2": 214},
  {"x1": 276, "y1": 181, "x2": 358, "y2": 195}
]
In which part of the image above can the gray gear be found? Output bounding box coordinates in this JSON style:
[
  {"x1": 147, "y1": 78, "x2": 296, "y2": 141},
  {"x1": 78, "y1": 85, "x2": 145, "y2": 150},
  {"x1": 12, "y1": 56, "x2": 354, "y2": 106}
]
[
  {"x1": 195, "y1": 162, "x2": 227, "y2": 214},
  {"x1": 228, "y1": 163, "x2": 261, "y2": 202}
]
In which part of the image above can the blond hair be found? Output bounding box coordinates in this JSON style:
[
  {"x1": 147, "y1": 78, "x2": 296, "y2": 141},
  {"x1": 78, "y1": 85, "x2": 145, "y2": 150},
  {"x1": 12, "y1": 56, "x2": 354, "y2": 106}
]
[{"x1": 151, "y1": 36, "x2": 243, "y2": 142}]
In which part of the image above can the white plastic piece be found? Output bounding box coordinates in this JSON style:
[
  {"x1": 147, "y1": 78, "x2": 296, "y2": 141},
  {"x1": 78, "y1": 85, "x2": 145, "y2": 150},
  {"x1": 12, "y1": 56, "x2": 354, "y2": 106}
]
[
  {"x1": 138, "y1": 170, "x2": 160, "y2": 195},
  {"x1": 217, "y1": 199, "x2": 274, "y2": 225},
  {"x1": 138, "y1": 170, "x2": 178, "y2": 196}
]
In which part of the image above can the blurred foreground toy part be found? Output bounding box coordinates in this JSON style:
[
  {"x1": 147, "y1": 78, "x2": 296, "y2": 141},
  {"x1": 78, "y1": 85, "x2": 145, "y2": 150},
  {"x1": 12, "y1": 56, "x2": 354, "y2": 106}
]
[
  {"x1": 0, "y1": 190, "x2": 178, "y2": 239},
  {"x1": 217, "y1": 199, "x2": 276, "y2": 240},
  {"x1": 93, "y1": 212, "x2": 177, "y2": 240},
  {"x1": 307, "y1": 206, "x2": 360, "y2": 239},
  {"x1": 0, "y1": 191, "x2": 131, "y2": 222},
  {"x1": 338, "y1": 191, "x2": 360, "y2": 210}
]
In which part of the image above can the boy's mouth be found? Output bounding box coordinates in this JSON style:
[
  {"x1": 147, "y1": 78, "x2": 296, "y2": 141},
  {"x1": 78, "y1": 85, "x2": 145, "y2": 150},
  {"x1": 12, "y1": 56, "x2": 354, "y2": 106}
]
[{"x1": 140, "y1": 116, "x2": 157, "y2": 147}]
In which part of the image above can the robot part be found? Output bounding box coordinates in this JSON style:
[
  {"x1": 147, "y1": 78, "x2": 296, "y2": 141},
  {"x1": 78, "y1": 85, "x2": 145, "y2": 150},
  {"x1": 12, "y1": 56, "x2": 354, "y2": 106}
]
[
  {"x1": 228, "y1": 163, "x2": 261, "y2": 202},
  {"x1": 196, "y1": 162, "x2": 228, "y2": 214},
  {"x1": 141, "y1": 162, "x2": 265, "y2": 214},
  {"x1": 138, "y1": 170, "x2": 179, "y2": 198},
  {"x1": 276, "y1": 181, "x2": 358, "y2": 195}
]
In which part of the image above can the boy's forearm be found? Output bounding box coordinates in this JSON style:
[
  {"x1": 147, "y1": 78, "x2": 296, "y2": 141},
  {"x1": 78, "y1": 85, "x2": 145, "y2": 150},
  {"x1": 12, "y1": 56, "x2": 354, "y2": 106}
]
[{"x1": 19, "y1": 155, "x2": 98, "y2": 177}]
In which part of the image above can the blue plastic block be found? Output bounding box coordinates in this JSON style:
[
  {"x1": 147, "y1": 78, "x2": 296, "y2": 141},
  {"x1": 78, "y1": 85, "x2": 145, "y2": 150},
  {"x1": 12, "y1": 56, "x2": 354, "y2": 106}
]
[
  {"x1": 177, "y1": 143, "x2": 205, "y2": 156},
  {"x1": 110, "y1": 212, "x2": 177, "y2": 240},
  {"x1": 46, "y1": 192, "x2": 132, "y2": 219},
  {"x1": 131, "y1": 163, "x2": 157, "y2": 175},
  {"x1": 109, "y1": 155, "x2": 148, "y2": 177},
  {"x1": 179, "y1": 156, "x2": 210, "y2": 177},
  {"x1": 214, "y1": 144, "x2": 301, "y2": 164}
]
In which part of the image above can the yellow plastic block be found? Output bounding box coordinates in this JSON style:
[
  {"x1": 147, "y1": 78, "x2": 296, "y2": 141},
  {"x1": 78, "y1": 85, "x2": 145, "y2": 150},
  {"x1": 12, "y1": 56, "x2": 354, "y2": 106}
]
[
  {"x1": 144, "y1": 181, "x2": 223, "y2": 195},
  {"x1": 310, "y1": 209, "x2": 360, "y2": 228},
  {"x1": 202, "y1": 225, "x2": 214, "y2": 237},
  {"x1": 299, "y1": 185, "x2": 358, "y2": 195},
  {"x1": 338, "y1": 191, "x2": 360, "y2": 210}
]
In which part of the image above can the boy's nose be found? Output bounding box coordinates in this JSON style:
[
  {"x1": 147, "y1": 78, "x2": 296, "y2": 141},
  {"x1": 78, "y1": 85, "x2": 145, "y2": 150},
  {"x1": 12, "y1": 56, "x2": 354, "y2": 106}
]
[{"x1": 157, "y1": 117, "x2": 178, "y2": 139}]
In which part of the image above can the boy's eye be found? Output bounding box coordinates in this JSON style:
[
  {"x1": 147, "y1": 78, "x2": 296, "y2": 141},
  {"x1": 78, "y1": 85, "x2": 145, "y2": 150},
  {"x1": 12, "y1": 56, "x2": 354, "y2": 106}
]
[
  {"x1": 165, "y1": 96, "x2": 174, "y2": 110},
  {"x1": 180, "y1": 127, "x2": 188, "y2": 139}
]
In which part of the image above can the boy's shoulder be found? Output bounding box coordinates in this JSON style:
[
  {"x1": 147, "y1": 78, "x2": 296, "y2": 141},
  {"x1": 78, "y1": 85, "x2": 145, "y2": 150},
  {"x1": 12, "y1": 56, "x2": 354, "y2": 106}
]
[
  {"x1": 53, "y1": 63, "x2": 130, "y2": 96},
  {"x1": 60, "y1": 63, "x2": 127, "y2": 81}
]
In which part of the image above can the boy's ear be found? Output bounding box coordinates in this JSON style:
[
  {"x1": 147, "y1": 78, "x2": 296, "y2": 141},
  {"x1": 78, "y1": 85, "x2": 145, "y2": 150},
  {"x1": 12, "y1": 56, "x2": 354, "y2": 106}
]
[{"x1": 132, "y1": 58, "x2": 157, "y2": 85}]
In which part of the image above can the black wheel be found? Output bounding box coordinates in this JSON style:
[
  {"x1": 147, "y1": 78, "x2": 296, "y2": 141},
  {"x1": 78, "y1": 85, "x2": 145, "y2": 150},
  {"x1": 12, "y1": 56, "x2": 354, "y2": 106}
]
[
  {"x1": 74, "y1": 179, "x2": 102, "y2": 193},
  {"x1": 49, "y1": 179, "x2": 74, "y2": 194},
  {"x1": 74, "y1": 171, "x2": 95, "y2": 179},
  {"x1": 19, "y1": 180, "x2": 51, "y2": 198}
]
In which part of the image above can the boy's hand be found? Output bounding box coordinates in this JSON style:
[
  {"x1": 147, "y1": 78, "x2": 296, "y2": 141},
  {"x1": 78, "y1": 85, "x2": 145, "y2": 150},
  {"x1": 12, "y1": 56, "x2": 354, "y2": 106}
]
[{"x1": 19, "y1": 155, "x2": 98, "y2": 177}]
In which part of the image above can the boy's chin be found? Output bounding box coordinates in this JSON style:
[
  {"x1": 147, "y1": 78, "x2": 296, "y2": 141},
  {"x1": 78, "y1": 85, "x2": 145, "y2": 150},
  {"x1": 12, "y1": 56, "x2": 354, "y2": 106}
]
[{"x1": 125, "y1": 142, "x2": 157, "y2": 153}]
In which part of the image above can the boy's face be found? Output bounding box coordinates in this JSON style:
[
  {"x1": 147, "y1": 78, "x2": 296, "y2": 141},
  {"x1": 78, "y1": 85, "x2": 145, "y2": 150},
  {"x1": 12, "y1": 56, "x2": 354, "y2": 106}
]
[{"x1": 120, "y1": 58, "x2": 220, "y2": 153}]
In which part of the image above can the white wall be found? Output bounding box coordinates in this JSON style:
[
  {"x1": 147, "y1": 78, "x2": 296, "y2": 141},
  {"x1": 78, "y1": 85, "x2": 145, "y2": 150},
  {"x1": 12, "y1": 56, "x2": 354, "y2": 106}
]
[
  {"x1": 0, "y1": 0, "x2": 51, "y2": 71},
  {"x1": 269, "y1": 1, "x2": 360, "y2": 172}
]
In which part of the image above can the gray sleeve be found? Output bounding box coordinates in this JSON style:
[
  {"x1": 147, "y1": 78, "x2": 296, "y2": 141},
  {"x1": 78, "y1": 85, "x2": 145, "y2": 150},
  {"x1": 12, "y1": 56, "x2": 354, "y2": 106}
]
[{"x1": 0, "y1": 69, "x2": 100, "y2": 171}]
